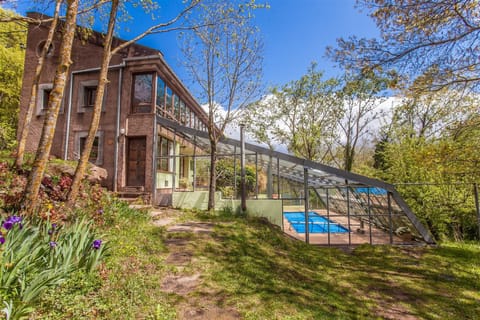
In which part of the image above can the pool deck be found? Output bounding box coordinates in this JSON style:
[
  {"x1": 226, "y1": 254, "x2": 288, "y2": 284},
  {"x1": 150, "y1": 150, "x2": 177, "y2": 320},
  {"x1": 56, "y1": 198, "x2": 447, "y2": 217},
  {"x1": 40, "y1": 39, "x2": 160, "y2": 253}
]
[{"x1": 283, "y1": 209, "x2": 411, "y2": 246}]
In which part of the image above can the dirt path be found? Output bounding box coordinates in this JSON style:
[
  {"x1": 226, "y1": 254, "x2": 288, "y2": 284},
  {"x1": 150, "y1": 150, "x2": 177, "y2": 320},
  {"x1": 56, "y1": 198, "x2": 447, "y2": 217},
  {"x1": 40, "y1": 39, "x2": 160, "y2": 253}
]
[{"x1": 150, "y1": 208, "x2": 241, "y2": 320}]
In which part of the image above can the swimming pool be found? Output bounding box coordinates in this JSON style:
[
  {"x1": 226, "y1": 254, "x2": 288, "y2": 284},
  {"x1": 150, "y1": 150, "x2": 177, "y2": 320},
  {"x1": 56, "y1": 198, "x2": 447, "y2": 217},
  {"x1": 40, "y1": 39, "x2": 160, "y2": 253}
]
[{"x1": 284, "y1": 212, "x2": 349, "y2": 233}]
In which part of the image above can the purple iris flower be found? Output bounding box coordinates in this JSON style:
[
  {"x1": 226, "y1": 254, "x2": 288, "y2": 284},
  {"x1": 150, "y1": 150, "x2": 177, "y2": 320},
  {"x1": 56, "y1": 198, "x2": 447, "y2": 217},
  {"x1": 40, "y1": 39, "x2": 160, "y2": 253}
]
[
  {"x1": 2, "y1": 221, "x2": 13, "y2": 230},
  {"x1": 3, "y1": 216, "x2": 23, "y2": 230},
  {"x1": 49, "y1": 241, "x2": 57, "y2": 248},
  {"x1": 52, "y1": 223, "x2": 57, "y2": 229},
  {"x1": 0, "y1": 236, "x2": 5, "y2": 244},
  {"x1": 8, "y1": 216, "x2": 22, "y2": 224},
  {"x1": 97, "y1": 209, "x2": 104, "y2": 215},
  {"x1": 92, "y1": 239, "x2": 102, "y2": 250}
]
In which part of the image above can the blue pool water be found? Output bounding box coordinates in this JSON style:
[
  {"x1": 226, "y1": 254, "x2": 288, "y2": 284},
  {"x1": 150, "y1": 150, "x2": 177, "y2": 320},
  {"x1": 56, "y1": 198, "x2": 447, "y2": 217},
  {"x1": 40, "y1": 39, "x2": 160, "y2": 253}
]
[{"x1": 284, "y1": 212, "x2": 349, "y2": 233}]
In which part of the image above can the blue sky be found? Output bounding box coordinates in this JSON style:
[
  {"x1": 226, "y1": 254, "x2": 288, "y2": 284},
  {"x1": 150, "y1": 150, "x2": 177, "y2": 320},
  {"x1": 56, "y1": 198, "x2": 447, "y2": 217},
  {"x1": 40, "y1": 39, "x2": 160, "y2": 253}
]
[{"x1": 6, "y1": 0, "x2": 379, "y2": 87}]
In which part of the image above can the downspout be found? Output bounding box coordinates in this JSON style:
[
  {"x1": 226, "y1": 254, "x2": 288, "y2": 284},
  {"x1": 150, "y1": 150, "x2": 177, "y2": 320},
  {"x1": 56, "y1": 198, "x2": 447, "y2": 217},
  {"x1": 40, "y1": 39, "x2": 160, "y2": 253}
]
[
  {"x1": 151, "y1": 75, "x2": 158, "y2": 204},
  {"x1": 113, "y1": 65, "x2": 124, "y2": 192},
  {"x1": 64, "y1": 73, "x2": 74, "y2": 160}
]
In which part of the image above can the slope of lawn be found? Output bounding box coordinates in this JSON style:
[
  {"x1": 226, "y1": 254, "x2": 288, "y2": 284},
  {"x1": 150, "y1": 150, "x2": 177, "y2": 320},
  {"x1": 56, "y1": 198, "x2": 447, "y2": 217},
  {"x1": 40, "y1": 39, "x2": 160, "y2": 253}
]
[{"x1": 32, "y1": 208, "x2": 480, "y2": 319}]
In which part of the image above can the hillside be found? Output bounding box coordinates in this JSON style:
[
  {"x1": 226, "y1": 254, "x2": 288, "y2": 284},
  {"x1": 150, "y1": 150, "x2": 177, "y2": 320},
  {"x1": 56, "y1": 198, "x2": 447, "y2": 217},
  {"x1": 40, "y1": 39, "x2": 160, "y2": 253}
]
[{"x1": 33, "y1": 207, "x2": 480, "y2": 319}]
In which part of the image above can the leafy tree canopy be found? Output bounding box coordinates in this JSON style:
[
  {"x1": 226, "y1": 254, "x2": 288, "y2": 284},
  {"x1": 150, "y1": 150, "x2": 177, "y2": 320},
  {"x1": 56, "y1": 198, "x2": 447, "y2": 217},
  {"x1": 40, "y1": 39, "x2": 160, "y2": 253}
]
[
  {"x1": 0, "y1": 7, "x2": 26, "y2": 150},
  {"x1": 327, "y1": 0, "x2": 480, "y2": 93}
]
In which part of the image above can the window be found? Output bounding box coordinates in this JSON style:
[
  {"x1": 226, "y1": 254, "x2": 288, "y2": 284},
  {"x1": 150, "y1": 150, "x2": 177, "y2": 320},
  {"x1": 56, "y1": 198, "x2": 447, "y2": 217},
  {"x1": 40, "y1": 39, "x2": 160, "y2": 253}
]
[
  {"x1": 83, "y1": 86, "x2": 97, "y2": 107},
  {"x1": 157, "y1": 136, "x2": 173, "y2": 172},
  {"x1": 132, "y1": 73, "x2": 153, "y2": 113},
  {"x1": 165, "y1": 86, "x2": 173, "y2": 118},
  {"x1": 80, "y1": 137, "x2": 99, "y2": 163},
  {"x1": 36, "y1": 40, "x2": 54, "y2": 58},
  {"x1": 156, "y1": 76, "x2": 165, "y2": 115},
  {"x1": 78, "y1": 80, "x2": 101, "y2": 113},
  {"x1": 173, "y1": 94, "x2": 180, "y2": 121},
  {"x1": 180, "y1": 100, "x2": 186, "y2": 125},
  {"x1": 36, "y1": 83, "x2": 54, "y2": 115},
  {"x1": 42, "y1": 89, "x2": 51, "y2": 110},
  {"x1": 76, "y1": 131, "x2": 103, "y2": 165}
]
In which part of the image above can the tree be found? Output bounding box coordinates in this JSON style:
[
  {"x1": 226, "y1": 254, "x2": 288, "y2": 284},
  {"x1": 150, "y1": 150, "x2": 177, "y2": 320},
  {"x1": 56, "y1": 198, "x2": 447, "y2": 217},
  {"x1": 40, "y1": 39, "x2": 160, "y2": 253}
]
[
  {"x1": 337, "y1": 72, "x2": 389, "y2": 171},
  {"x1": 0, "y1": 8, "x2": 25, "y2": 151},
  {"x1": 23, "y1": 0, "x2": 80, "y2": 215},
  {"x1": 373, "y1": 90, "x2": 480, "y2": 240},
  {"x1": 245, "y1": 63, "x2": 341, "y2": 162},
  {"x1": 15, "y1": 0, "x2": 62, "y2": 169},
  {"x1": 67, "y1": 0, "x2": 201, "y2": 205},
  {"x1": 327, "y1": 0, "x2": 480, "y2": 93},
  {"x1": 180, "y1": 0, "x2": 264, "y2": 210}
]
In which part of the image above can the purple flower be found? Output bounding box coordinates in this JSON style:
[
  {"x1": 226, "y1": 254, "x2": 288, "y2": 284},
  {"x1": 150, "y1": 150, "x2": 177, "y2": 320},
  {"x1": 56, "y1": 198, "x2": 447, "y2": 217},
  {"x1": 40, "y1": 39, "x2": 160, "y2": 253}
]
[
  {"x1": 8, "y1": 216, "x2": 22, "y2": 224},
  {"x1": 49, "y1": 241, "x2": 57, "y2": 248},
  {"x1": 3, "y1": 216, "x2": 23, "y2": 230},
  {"x1": 0, "y1": 236, "x2": 5, "y2": 244},
  {"x1": 97, "y1": 209, "x2": 104, "y2": 215},
  {"x1": 92, "y1": 239, "x2": 102, "y2": 250},
  {"x1": 52, "y1": 223, "x2": 57, "y2": 229},
  {"x1": 2, "y1": 221, "x2": 13, "y2": 230}
]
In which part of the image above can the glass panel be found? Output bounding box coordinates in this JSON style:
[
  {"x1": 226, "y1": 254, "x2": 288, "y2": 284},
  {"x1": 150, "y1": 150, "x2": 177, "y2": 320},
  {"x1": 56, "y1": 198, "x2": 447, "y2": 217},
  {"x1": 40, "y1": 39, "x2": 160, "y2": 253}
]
[
  {"x1": 174, "y1": 94, "x2": 180, "y2": 121},
  {"x1": 157, "y1": 136, "x2": 173, "y2": 172},
  {"x1": 180, "y1": 100, "x2": 186, "y2": 125},
  {"x1": 84, "y1": 86, "x2": 97, "y2": 107},
  {"x1": 132, "y1": 73, "x2": 153, "y2": 113},
  {"x1": 80, "y1": 136, "x2": 99, "y2": 162},
  {"x1": 165, "y1": 87, "x2": 173, "y2": 119},
  {"x1": 156, "y1": 76, "x2": 165, "y2": 114}
]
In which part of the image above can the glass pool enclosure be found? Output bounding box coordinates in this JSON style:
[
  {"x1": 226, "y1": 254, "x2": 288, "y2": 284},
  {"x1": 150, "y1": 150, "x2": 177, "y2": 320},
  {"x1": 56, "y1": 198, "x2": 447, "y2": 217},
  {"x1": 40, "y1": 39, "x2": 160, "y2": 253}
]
[{"x1": 155, "y1": 116, "x2": 436, "y2": 246}]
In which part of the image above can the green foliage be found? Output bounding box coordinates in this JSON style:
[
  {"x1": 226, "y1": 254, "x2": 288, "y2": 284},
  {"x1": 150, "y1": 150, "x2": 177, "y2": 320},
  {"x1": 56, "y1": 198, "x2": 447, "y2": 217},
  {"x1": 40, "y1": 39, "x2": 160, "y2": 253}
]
[
  {"x1": 215, "y1": 158, "x2": 257, "y2": 198},
  {"x1": 374, "y1": 91, "x2": 480, "y2": 240},
  {"x1": 245, "y1": 62, "x2": 342, "y2": 162},
  {"x1": 0, "y1": 8, "x2": 26, "y2": 150},
  {"x1": 0, "y1": 217, "x2": 106, "y2": 319}
]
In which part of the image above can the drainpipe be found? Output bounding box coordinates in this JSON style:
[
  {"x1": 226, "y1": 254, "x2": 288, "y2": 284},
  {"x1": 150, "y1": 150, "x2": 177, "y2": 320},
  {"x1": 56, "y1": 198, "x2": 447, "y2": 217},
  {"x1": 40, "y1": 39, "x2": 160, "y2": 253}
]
[{"x1": 113, "y1": 66, "x2": 124, "y2": 192}]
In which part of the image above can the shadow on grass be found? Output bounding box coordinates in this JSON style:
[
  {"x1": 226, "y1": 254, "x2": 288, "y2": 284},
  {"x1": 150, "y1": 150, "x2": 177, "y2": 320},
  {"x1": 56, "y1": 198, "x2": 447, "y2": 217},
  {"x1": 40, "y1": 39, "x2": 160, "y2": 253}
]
[
  {"x1": 188, "y1": 214, "x2": 480, "y2": 319},
  {"x1": 193, "y1": 217, "x2": 374, "y2": 319}
]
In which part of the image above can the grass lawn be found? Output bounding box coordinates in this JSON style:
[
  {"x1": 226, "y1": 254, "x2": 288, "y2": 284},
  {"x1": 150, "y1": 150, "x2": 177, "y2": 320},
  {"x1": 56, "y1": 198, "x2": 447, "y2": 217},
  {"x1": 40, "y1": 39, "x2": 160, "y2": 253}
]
[{"x1": 34, "y1": 209, "x2": 480, "y2": 319}]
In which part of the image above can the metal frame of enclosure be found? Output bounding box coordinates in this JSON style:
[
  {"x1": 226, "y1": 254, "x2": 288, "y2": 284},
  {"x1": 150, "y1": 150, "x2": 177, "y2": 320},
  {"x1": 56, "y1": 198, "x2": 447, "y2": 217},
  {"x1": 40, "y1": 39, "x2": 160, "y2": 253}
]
[{"x1": 156, "y1": 116, "x2": 436, "y2": 246}]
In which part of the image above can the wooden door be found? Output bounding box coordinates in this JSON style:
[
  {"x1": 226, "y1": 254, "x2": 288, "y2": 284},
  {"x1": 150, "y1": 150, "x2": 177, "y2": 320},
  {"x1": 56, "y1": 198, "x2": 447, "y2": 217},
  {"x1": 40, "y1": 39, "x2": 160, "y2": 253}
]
[{"x1": 127, "y1": 137, "x2": 146, "y2": 186}]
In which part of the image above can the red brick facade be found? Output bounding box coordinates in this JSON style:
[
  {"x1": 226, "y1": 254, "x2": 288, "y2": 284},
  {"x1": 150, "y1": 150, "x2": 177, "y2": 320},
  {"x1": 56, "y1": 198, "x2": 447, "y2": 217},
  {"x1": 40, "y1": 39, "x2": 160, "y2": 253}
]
[{"x1": 19, "y1": 13, "x2": 209, "y2": 203}]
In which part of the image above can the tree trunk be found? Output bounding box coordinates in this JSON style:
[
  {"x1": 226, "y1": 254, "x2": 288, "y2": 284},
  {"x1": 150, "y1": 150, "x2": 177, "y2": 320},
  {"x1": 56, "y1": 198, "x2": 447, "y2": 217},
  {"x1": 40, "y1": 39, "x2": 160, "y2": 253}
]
[
  {"x1": 208, "y1": 140, "x2": 217, "y2": 210},
  {"x1": 15, "y1": 0, "x2": 62, "y2": 170},
  {"x1": 67, "y1": 0, "x2": 119, "y2": 206},
  {"x1": 23, "y1": 0, "x2": 79, "y2": 215}
]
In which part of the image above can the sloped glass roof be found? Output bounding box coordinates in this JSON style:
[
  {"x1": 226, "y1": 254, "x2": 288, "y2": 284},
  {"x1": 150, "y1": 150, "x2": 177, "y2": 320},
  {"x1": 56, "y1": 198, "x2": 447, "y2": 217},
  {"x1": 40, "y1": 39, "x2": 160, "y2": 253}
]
[{"x1": 157, "y1": 115, "x2": 435, "y2": 245}]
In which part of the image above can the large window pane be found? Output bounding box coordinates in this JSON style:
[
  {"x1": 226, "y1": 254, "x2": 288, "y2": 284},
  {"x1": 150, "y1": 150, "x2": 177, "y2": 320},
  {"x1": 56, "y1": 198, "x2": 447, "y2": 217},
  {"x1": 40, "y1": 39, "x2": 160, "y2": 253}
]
[
  {"x1": 157, "y1": 136, "x2": 173, "y2": 172},
  {"x1": 132, "y1": 73, "x2": 153, "y2": 113},
  {"x1": 165, "y1": 86, "x2": 173, "y2": 119},
  {"x1": 174, "y1": 94, "x2": 180, "y2": 121},
  {"x1": 180, "y1": 100, "x2": 186, "y2": 125},
  {"x1": 156, "y1": 76, "x2": 165, "y2": 112}
]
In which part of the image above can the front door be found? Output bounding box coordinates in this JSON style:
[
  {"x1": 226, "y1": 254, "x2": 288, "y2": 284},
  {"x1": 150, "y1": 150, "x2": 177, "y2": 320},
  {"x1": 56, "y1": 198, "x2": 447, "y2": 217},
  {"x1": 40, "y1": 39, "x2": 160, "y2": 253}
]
[{"x1": 127, "y1": 137, "x2": 146, "y2": 186}]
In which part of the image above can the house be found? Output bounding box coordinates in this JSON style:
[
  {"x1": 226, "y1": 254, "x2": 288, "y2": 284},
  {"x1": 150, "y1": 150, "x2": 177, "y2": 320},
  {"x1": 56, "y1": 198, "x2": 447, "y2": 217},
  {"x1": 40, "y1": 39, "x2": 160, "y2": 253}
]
[{"x1": 19, "y1": 12, "x2": 209, "y2": 205}]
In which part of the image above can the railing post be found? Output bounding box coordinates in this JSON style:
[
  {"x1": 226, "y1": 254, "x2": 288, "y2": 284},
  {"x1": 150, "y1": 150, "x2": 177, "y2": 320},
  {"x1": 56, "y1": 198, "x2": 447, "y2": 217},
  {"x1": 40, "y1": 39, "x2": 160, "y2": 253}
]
[
  {"x1": 304, "y1": 167, "x2": 310, "y2": 244},
  {"x1": 474, "y1": 183, "x2": 480, "y2": 240},
  {"x1": 240, "y1": 123, "x2": 247, "y2": 213}
]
